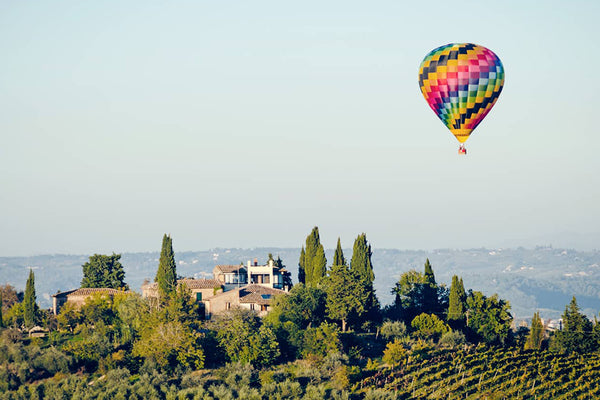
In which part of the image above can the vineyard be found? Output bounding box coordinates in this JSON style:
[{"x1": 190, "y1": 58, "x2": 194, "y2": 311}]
[{"x1": 358, "y1": 346, "x2": 600, "y2": 399}]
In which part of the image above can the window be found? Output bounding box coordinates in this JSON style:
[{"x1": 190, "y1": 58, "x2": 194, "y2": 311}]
[
  {"x1": 250, "y1": 304, "x2": 255, "y2": 311},
  {"x1": 196, "y1": 292, "x2": 202, "y2": 302},
  {"x1": 226, "y1": 302, "x2": 231, "y2": 310}
]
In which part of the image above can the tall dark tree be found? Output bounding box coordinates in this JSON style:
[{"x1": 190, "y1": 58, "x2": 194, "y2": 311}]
[
  {"x1": 525, "y1": 311, "x2": 544, "y2": 350},
  {"x1": 333, "y1": 237, "x2": 346, "y2": 266},
  {"x1": 551, "y1": 296, "x2": 597, "y2": 354},
  {"x1": 349, "y1": 233, "x2": 380, "y2": 329},
  {"x1": 302, "y1": 227, "x2": 327, "y2": 287},
  {"x1": 422, "y1": 258, "x2": 440, "y2": 314},
  {"x1": 298, "y1": 246, "x2": 306, "y2": 284},
  {"x1": 23, "y1": 269, "x2": 39, "y2": 328},
  {"x1": 448, "y1": 275, "x2": 467, "y2": 324},
  {"x1": 81, "y1": 253, "x2": 128, "y2": 289},
  {"x1": 350, "y1": 233, "x2": 374, "y2": 282},
  {"x1": 155, "y1": 234, "x2": 177, "y2": 301}
]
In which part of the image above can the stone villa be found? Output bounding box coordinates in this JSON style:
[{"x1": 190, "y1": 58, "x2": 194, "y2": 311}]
[{"x1": 52, "y1": 258, "x2": 290, "y2": 319}]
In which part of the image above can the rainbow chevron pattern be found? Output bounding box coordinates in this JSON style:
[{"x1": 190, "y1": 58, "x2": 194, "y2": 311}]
[{"x1": 418, "y1": 43, "x2": 504, "y2": 143}]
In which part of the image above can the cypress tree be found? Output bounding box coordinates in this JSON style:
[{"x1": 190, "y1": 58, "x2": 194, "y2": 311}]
[
  {"x1": 303, "y1": 227, "x2": 327, "y2": 287},
  {"x1": 333, "y1": 237, "x2": 346, "y2": 266},
  {"x1": 298, "y1": 246, "x2": 306, "y2": 284},
  {"x1": 155, "y1": 234, "x2": 177, "y2": 301},
  {"x1": 423, "y1": 258, "x2": 436, "y2": 286},
  {"x1": 23, "y1": 269, "x2": 38, "y2": 328},
  {"x1": 349, "y1": 233, "x2": 380, "y2": 328},
  {"x1": 350, "y1": 233, "x2": 374, "y2": 282},
  {"x1": 448, "y1": 275, "x2": 466, "y2": 323},
  {"x1": 525, "y1": 311, "x2": 544, "y2": 350},
  {"x1": 423, "y1": 258, "x2": 438, "y2": 310}
]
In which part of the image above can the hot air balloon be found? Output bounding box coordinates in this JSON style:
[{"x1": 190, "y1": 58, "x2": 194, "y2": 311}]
[{"x1": 418, "y1": 43, "x2": 504, "y2": 154}]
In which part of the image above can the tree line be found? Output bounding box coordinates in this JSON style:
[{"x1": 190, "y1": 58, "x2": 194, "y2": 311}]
[{"x1": 2, "y1": 228, "x2": 600, "y2": 398}]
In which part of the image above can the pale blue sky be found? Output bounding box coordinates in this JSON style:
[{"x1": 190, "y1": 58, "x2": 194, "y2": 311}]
[{"x1": 1, "y1": 1, "x2": 599, "y2": 256}]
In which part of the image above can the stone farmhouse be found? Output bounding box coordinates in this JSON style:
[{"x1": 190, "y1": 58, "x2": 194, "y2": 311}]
[
  {"x1": 52, "y1": 287, "x2": 131, "y2": 315},
  {"x1": 52, "y1": 259, "x2": 290, "y2": 319}
]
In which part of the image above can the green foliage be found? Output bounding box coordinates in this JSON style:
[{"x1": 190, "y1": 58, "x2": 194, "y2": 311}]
[
  {"x1": 214, "y1": 308, "x2": 279, "y2": 368},
  {"x1": 242, "y1": 324, "x2": 280, "y2": 368},
  {"x1": 349, "y1": 233, "x2": 380, "y2": 330},
  {"x1": 80, "y1": 292, "x2": 115, "y2": 325},
  {"x1": 81, "y1": 253, "x2": 128, "y2": 289},
  {"x1": 391, "y1": 261, "x2": 448, "y2": 324},
  {"x1": 411, "y1": 313, "x2": 449, "y2": 340},
  {"x1": 265, "y1": 283, "x2": 326, "y2": 330},
  {"x1": 391, "y1": 269, "x2": 428, "y2": 322},
  {"x1": 333, "y1": 237, "x2": 346, "y2": 267},
  {"x1": 302, "y1": 227, "x2": 327, "y2": 287},
  {"x1": 525, "y1": 311, "x2": 544, "y2": 350},
  {"x1": 62, "y1": 331, "x2": 112, "y2": 369},
  {"x1": 56, "y1": 302, "x2": 82, "y2": 332},
  {"x1": 447, "y1": 275, "x2": 466, "y2": 324},
  {"x1": 382, "y1": 339, "x2": 407, "y2": 369},
  {"x1": 379, "y1": 320, "x2": 407, "y2": 341},
  {"x1": 302, "y1": 322, "x2": 341, "y2": 359},
  {"x1": 438, "y1": 330, "x2": 466, "y2": 348},
  {"x1": 23, "y1": 269, "x2": 39, "y2": 328},
  {"x1": 324, "y1": 264, "x2": 367, "y2": 332},
  {"x1": 132, "y1": 320, "x2": 205, "y2": 371},
  {"x1": 350, "y1": 233, "x2": 374, "y2": 283},
  {"x1": 164, "y1": 283, "x2": 200, "y2": 326},
  {"x1": 155, "y1": 234, "x2": 177, "y2": 301},
  {"x1": 466, "y1": 290, "x2": 513, "y2": 345},
  {"x1": 115, "y1": 293, "x2": 149, "y2": 343},
  {"x1": 551, "y1": 296, "x2": 597, "y2": 354},
  {"x1": 298, "y1": 246, "x2": 306, "y2": 284},
  {"x1": 4, "y1": 302, "x2": 24, "y2": 328},
  {"x1": 215, "y1": 308, "x2": 260, "y2": 360}
]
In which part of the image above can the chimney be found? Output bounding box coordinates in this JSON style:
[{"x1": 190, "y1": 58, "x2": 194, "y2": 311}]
[
  {"x1": 254, "y1": 258, "x2": 258, "y2": 266},
  {"x1": 268, "y1": 259, "x2": 274, "y2": 268},
  {"x1": 247, "y1": 260, "x2": 251, "y2": 268}
]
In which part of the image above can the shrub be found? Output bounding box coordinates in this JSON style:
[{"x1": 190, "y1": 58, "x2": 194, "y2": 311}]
[
  {"x1": 410, "y1": 313, "x2": 449, "y2": 340},
  {"x1": 439, "y1": 330, "x2": 466, "y2": 349},
  {"x1": 380, "y1": 320, "x2": 407, "y2": 341},
  {"x1": 382, "y1": 339, "x2": 407, "y2": 369}
]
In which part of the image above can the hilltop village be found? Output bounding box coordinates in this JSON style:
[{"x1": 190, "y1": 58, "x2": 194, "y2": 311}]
[
  {"x1": 52, "y1": 257, "x2": 291, "y2": 319},
  {"x1": 2, "y1": 230, "x2": 600, "y2": 399}
]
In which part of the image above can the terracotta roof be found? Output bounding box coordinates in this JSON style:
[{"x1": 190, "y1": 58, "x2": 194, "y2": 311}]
[
  {"x1": 214, "y1": 265, "x2": 247, "y2": 274},
  {"x1": 239, "y1": 284, "x2": 286, "y2": 305},
  {"x1": 67, "y1": 288, "x2": 129, "y2": 297},
  {"x1": 178, "y1": 278, "x2": 222, "y2": 289}
]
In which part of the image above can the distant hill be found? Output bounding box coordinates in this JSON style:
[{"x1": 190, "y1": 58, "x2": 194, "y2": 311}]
[{"x1": 1, "y1": 246, "x2": 599, "y2": 320}]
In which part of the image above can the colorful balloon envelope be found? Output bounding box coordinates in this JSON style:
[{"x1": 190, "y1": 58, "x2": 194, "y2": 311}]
[{"x1": 418, "y1": 43, "x2": 504, "y2": 147}]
